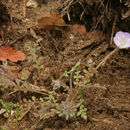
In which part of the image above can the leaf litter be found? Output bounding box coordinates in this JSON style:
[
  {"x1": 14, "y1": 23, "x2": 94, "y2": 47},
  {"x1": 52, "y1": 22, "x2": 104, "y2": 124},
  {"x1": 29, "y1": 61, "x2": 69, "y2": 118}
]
[{"x1": 0, "y1": 0, "x2": 129, "y2": 129}]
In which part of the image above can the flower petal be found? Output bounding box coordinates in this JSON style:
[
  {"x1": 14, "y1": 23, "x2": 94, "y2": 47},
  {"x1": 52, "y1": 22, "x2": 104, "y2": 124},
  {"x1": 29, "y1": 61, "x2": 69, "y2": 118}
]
[{"x1": 114, "y1": 31, "x2": 130, "y2": 49}]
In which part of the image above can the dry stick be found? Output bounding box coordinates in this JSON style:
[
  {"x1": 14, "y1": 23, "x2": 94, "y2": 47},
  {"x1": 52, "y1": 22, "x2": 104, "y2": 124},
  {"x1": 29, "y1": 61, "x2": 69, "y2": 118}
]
[
  {"x1": 92, "y1": 47, "x2": 120, "y2": 76},
  {"x1": 9, "y1": 34, "x2": 28, "y2": 45},
  {"x1": 23, "y1": 0, "x2": 27, "y2": 19},
  {"x1": 110, "y1": 15, "x2": 117, "y2": 45},
  {"x1": 8, "y1": 81, "x2": 49, "y2": 96},
  {"x1": 61, "y1": 0, "x2": 74, "y2": 14},
  {"x1": 70, "y1": 73, "x2": 73, "y2": 90},
  {"x1": 30, "y1": 110, "x2": 58, "y2": 130}
]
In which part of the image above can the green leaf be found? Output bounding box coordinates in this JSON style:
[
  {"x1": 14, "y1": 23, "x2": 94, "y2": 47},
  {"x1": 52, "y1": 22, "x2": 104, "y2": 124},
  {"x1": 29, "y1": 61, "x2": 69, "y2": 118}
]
[
  {"x1": 23, "y1": 81, "x2": 29, "y2": 88},
  {"x1": 64, "y1": 71, "x2": 69, "y2": 77},
  {"x1": 36, "y1": 46, "x2": 41, "y2": 51}
]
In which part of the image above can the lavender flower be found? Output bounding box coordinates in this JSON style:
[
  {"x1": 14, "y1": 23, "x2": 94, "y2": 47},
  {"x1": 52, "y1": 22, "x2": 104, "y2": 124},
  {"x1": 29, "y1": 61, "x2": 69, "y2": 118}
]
[{"x1": 114, "y1": 31, "x2": 130, "y2": 49}]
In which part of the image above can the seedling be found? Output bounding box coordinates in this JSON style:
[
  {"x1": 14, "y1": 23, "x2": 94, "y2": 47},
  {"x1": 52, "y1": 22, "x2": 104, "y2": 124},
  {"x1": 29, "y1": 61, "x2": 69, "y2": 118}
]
[
  {"x1": 27, "y1": 38, "x2": 44, "y2": 69},
  {"x1": 0, "y1": 99, "x2": 13, "y2": 116}
]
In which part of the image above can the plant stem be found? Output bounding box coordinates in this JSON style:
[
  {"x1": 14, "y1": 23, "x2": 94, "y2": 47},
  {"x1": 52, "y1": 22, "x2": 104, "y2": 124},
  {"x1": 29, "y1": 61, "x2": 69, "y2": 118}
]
[{"x1": 92, "y1": 47, "x2": 120, "y2": 75}]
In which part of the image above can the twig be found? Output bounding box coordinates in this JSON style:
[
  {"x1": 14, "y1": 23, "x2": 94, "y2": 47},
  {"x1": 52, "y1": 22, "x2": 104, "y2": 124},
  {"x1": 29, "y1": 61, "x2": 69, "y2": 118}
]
[
  {"x1": 91, "y1": 15, "x2": 103, "y2": 31},
  {"x1": 22, "y1": 0, "x2": 27, "y2": 19},
  {"x1": 31, "y1": 110, "x2": 58, "y2": 129},
  {"x1": 60, "y1": 0, "x2": 74, "y2": 14},
  {"x1": 70, "y1": 73, "x2": 73, "y2": 90},
  {"x1": 110, "y1": 15, "x2": 117, "y2": 44},
  {"x1": 9, "y1": 34, "x2": 28, "y2": 45},
  {"x1": 8, "y1": 81, "x2": 49, "y2": 96}
]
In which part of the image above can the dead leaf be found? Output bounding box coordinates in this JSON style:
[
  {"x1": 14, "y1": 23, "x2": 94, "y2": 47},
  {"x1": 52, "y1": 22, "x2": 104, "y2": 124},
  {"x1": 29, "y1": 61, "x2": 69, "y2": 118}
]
[
  {"x1": 87, "y1": 30, "x2": 105, "y2": 40},
  {"x1": 69, "y1": 24, "x2": 87, "y2": 35},
  {"x1": 8, "y1": 65, "x2": 21, "y2": 71},
  {"x1": 0, "y1": 46, "x2": 26, "y2": 62},
  {"x1": 37, "y1": 12, "x2": 67, "y2": 30},
  {"x1": 17, "y1": 106, "x2": 31, "y2": 121},
  {"x1": 0, "y1": 108, "x2": 6, "y2": 115}
]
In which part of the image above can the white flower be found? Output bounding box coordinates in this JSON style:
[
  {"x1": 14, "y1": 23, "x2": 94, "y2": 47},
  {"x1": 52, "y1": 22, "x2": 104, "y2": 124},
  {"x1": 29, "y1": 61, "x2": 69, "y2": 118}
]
[{"x1": 114, "y1": 31, "x2": 130, "y2": 49}]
